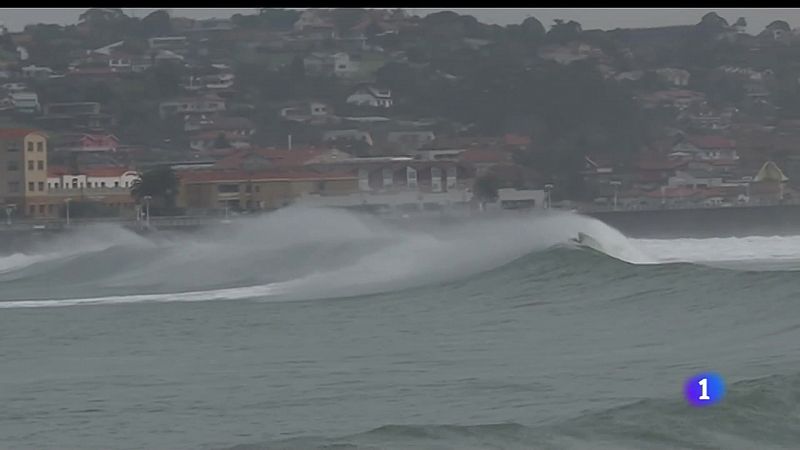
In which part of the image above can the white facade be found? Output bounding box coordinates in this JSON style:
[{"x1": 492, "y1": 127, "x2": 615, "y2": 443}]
[
  {"x1": 10, "y1": 92, "x2": 39, "y2": 113},
  {"x1": 346, "y1": 86, "x2": 393, "y2": 108},
  {"x1": 48, "y1": 170, "x2": 140, "y2": 190},
  {"x1": 297, "y1": 189, "x2": 472, "y2": 209},
  {"x1": 333, "y1": 53, "x2": 357, "y2": 77}
]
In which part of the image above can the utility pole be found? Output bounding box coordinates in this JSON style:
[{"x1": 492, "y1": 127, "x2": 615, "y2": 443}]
[
  {"x1": 64, "y1": 198, "x2": 72, "y2": 227},
  {"x1": 4, "y1": 204, "x2": 14, "y2": 226},
  {"x1": 144, "y1": 195, "x2": 152, "y2": 228},
  {"x1": 610, "y1": 180, "x2": 622, "y2": 211}
]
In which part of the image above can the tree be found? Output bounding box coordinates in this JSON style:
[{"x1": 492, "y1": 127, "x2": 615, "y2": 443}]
[
  {"x1": 214, "y1": 132, "x2": 230, "y2": 149},
  {"x1": 473, "y1": 174, "x2": 500, "y2": 204},
  {"x1": 141, "y1": 9, "x2": 172, "y2": 37},
  {"x1": 331, "y1": 8, "x2": 367, "y2": 34},
  {"x1": 131, "y1": 166, "x2": 179, "y2": 211},
  {"x1": 698, "y1": 12, "x2": 729, "y2": 30},
  {"x1": 546, "y1": 19, "x2": 582, "y2": 44},
  {"x1": 258, "y1": 8, "x2": 301, "y2": 30},
  {"x1": 79, "y1": 8, "x2": 126, "y2": 24},
  {"x1": 766, "y1": 20, "x2": 790, "y2": 32},
  {"x1": 519, "y1": 16, "x2": 546, "y2": 43}
]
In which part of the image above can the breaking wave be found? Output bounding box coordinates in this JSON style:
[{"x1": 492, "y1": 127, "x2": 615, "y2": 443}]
[{"x1": 1, "y1": 207, "x2": 799, "y2": 309}]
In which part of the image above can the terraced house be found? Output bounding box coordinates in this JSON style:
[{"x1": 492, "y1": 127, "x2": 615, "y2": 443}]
[{"x1": 0, "y1": 128, "x2": 54, "y2": 218}]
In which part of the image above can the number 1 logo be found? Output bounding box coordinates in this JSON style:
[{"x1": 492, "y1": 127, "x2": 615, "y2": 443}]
[
  {"x1": 684, "y1": 372, "x2": 724, "y2": 407},
  {"x1": 698, "y1": 378, "x2": 710, "y2": 400}
]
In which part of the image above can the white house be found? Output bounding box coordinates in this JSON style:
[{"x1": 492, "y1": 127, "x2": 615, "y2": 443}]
[
  {"x1": 667, "y1": 170, "x2": 724, "y2": 188},
  {"x1": 346, "y1": 85, "x2": 393, "y2": 108},
  {"x1": 159, "y1": 95, "x2": 226, "y2": 119},
  {"x1": 322, "y1": 129, "x2": 374, "y2": 146},
  {"x1": 2, "y1": 82, "x2": 27, "y2": 92},
  {"x1": 280, "y1": 101, "x2": 332, "y2": 122},
  {"x1": 48, "y1": 167, "x2": 140, "y2": 190},
  {"x1": 10, "y1": 92, "x2": 39, "y2": 114},
  {"x1": 670, "y1": 136, "x2": 739, "y2": 162},
  {"x1": 655, "y1": 68, "x2": 691, "y2": 87},
  {"x1": 303, "y1": 52, "x2": 357, "y2": 77}
]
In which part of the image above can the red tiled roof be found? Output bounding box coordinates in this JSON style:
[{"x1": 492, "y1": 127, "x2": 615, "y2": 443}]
[
  {"x1": 688, "y1": 135, "x2": 736, "y2": 149},
  {"x1": 0, "y1": 128, "x2": 43, "y2": 139},
  {"x1": 213, "y1": 147, "x2": 330, "y2": 169},
  {"x1": 641, "y1": 186, "x2": 735, "y2": 199},
  {"x1": 47, "y1": 166, "x2": 72, "y2": 176},
  {"x1": 637, "y1": 159, "x2": 688, "y2": 170},
  {"x1": 179, "y1": 169, "x2": 356, "y2": 183},
  {"x1": 83, "y1": 167, "x2": 133, "y2": 177},
  {"x1": 48, "y1": 166, "x2": 134, "y2": 177},
  {"x1": 190, "y1": 130, "x2": 249, "y2": 141},
  {"x1": 503, "y1": 134, "x2": 531, "y2": 146},
  {"x1": 459, "y1": 149, "x2": 510, "y2": 164}
]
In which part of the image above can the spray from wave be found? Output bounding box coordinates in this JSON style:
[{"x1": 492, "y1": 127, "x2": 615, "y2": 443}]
[
  {"x1": 0, "y1": 208, "x2": 651, "y2": 308},
  {"x1": 4, "y1": 207, "x2": 798, "y2": 309},
  {"x1": 0, "y1": 224, "x2": 152, "y2": 275}
]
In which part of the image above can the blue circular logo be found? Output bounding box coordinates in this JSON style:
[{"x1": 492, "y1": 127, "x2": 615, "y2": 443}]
[{"x1": 684, "y1": 372, "x2": 725, "y2": 407}]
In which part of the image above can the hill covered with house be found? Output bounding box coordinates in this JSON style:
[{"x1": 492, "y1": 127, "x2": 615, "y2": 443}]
[{"x1": 1, "y1": 9, "x2": 800, "y2": 218}]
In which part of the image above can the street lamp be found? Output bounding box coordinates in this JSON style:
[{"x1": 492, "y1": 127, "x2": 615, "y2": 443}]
[
  {"x1": 143, "y1": 195, "x2": 152, "y2": 228},
  {"x1": 64, "y1": 198, "x2": 72, "y2": 227},
  {"x1": 4, "y1": 204, "x2": 15, "y2": 226},
  {"x1": 544, "y1": 184, "x2": 554, "y2": 209},
  {"x1": 610, "y1": 180, "x2": 622, "y2": 211}
]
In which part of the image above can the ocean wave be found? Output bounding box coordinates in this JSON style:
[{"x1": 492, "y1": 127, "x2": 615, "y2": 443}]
[
  {"x1": 3, "y1": 207, "x2": 800, "y2": 308},
  {"x1": 229, "y1": 372, "x2": 800, "y2": 450}
]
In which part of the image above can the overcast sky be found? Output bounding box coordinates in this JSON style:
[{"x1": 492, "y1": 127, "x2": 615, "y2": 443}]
[{"x1": 0, "y1": 8, "x2": 797, "y2": 34}]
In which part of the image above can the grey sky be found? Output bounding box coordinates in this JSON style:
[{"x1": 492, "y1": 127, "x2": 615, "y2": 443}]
[{"x1": 0, "y1": 8, "x2": 796, "y2": 34}]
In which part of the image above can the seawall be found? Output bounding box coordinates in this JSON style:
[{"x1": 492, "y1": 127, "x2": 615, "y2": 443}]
[{"x1": 587, "y1": 205, "x2": 800, "y2": 238}]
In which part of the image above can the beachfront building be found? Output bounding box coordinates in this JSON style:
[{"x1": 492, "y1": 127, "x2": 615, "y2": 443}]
[
  {"x1": 0, "y1": 128, "x2": 57, "y2": 218},
  {"x1": 45, "y1": 166, "x2": 140, "y2": 215},
  {"x1": 175, "y1": 168, "x2": 358, "y2": 212}
]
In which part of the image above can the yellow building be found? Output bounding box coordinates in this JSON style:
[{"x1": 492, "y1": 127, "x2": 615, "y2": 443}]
[
  {"x1": 177, "y1": 168, "x2": 359, "y2": 211},
  {"x1": 0, "y1": 128, "x2": 57, "y2": 218}
]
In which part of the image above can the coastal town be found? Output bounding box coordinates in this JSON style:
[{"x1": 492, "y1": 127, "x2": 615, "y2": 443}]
[{"x1": 0, "y1": 8, "x2": 798, "y2": 225}]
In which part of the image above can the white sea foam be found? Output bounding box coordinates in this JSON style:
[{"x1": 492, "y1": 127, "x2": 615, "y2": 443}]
[{"x1": 18, "y1": 208, "x2": 800, "y2": 308}]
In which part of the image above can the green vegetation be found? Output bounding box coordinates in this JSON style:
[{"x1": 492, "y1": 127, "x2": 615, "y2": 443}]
[{"x1": 131, "y1": 166, "x2": 179, "y2": 213}]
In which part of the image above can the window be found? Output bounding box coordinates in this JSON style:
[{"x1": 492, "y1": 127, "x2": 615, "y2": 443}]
[
  {"x1": 29, "y1": 205, "x2": 35, "y2": 215},
  {"x1": 27, "y1": 142, "x2": 33, "y2": 152},
  {"x1": 37, "y1": 161, "x2": 44, "y2": 170},
  {"x1": 7, "y1": 161, "x2": 18, "y2": 171},
  {"x1": 36, "y1": 142, "x2": 43, "y2": 152},
  {"x1": 114, "y1": 181, "x2": 120, "y2": 187},
  {"x1": 217, "y1": 184, "x2": 239, "y2": 193},
  {"x1": 28, "y1": 182, "x2": 34, "y2": 192},
  {"x1": 101, "y1": 182, "x2": 106, "y2": 188},
  {"x1": 38, "y1": 205, "x2": 45, "y2": 214},
  {"x1": 28, "y1": 160, "x2": 34, "y2": 170},
  {"x1": 38, "y1": 182, "x2": 44, "y2": 191},
  {"x1": 87, "y1": 182, "x2": 93, "y2": 188},
  {"x1": 8, "y1": 182, "x2": 19, "y2": 193}
]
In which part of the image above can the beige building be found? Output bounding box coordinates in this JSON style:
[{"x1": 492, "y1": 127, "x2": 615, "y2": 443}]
[
  {"x1": 177, "y1": 168, "x2": 358, "y2": 211},
  {"x1": 0, "y1": 128, "x2": 56, "y2": 218}
]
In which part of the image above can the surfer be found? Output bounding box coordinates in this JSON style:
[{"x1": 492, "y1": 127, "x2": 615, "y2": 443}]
[{"x1": 571, "y1": 232, "x2": 588, "y2": 245}]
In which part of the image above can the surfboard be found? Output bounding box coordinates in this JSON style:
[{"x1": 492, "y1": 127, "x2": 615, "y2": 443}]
[{"x1": 572, "y1": 232, "x2": 606, "y2": 255}]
